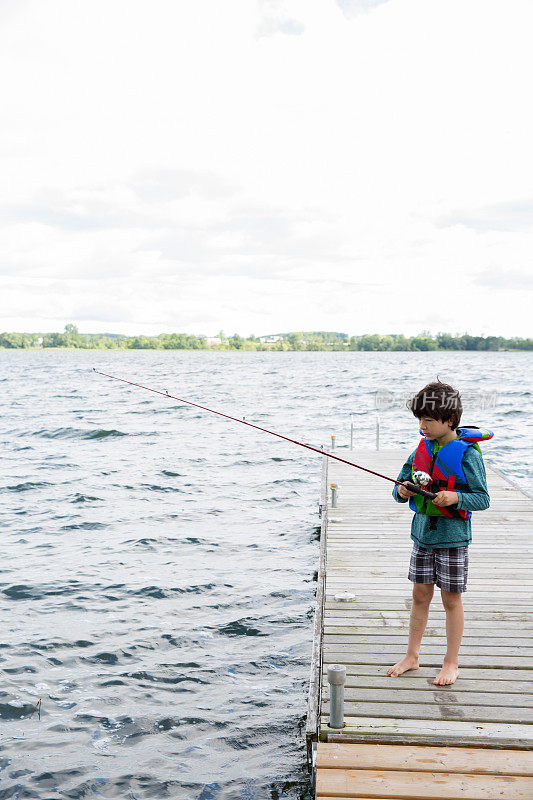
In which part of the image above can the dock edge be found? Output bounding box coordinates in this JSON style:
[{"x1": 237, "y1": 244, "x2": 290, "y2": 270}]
[{"x1": 305, "y1": 454, "x2": 328, "y2": 773}]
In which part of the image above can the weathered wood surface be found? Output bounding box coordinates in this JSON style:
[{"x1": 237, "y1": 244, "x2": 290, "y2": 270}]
[
  {"x1": 317, "y1": 742, "x2": 533, "y2": 774},
  {"x1": 316, "y1": 448, "x2": 533, "y2": 750},
  {"x1": 322, "y1": 701, "x2": 533, "y2": 724},
  {"x1": 317, "y1": 768, "x2": 533, "y2": 799},
  {"x1": 316, "y1": 741, "x2": 533, "y2": 800}
]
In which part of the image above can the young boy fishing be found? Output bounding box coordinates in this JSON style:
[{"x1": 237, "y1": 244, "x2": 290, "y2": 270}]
[{"x1": 388, "y1": 380, "x2": 491, "y2": 686}]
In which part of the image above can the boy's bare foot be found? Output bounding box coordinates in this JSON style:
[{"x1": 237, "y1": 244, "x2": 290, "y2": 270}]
[
  {"x1": 388, "y1": 655, "x2": 419, "y2": 677},
  {"x1": 433, "y1": 662, "x2": 459, "y2": 685}
]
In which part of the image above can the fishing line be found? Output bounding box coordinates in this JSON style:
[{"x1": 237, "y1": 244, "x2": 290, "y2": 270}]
[{"x1": 92, "y1": 369, "x2": 436, "y2": 500}]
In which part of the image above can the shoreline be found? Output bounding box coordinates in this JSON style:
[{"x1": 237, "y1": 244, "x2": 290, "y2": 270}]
[{"x1": 1, "y1": 347, "x2": 530, "y2": 353}]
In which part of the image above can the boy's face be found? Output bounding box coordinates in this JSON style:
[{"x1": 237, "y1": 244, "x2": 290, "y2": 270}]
[{"x1": 418, "y1": 415, "x2": 454, "y2": 440}]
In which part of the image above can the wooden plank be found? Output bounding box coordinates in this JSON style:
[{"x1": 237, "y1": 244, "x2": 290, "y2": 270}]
[
  {"x1": 324, "y1": 605, "x2": 533, "y2": 612},
  {"x1": 324, "y1": 674, "x2": 533, "y2": 693},
  {"x1": 325, "y1": 557, "x2": 532, "y2": 562},
  {"x1": 324, "y1": 608, "x2": 533, "y2": 615},
  {"x1": 320, "y1": 714, "x2": 533, "y2": 743},
  {"x1": 322, "y1": 664, "x2": 533, "y2": 681},
  {"x1": 316, "y1": 768, "x2": 533, "y2": 799},
  {"x1": 325, "y1": 573, "x2": 533, "y2": 581},
  {"x1": 325, "y1": 591, "x2": 533, "y2": 598},
  {"x1": 324, "y1": 611, "x2": 533, "y2": 622},
  {"x1": 326, "y1": 577, "x2": 533, "y2": 584},
  {"x1": 323, "y1": 633, "x2": 531, "y2": 646},
  {"x1": 323, "y1": 652, "x2": 533, "y2": 667},
  {"x1": 316, "y1": 742, "x2": 533, "y2": 774},
  {"x1": 322, "y1": 686, "x2": 533, "y2": 708},
  {"x1": 326, "y1": 553, "x2": 533, "y2": 559},
  {"x1": 324, "y1": 620, "x2": 533, "y2": 633},
  {"x1": 321, "y1": 700, "x2": 533, "y2": 724},
  {"x1": 324, "y1": 583, "x2": 533, "y2": 593},
  {"x1": 324, "y1": 629, "x2": 533, "y2": 640},
  {"x1": 323, "y1": 613, "x2": 533, "y2": 619},
  {"x1": 325, "y1": 583, "x2": 533, "y2": 589},
  {"x1": 326, "y1": 562, "x2": 533, "y2": 569},
  {"x1": 326, "y1": 530, "x2": 532, "y2": 535},
  {"x1": 324, "y1": 587, "x2": 533, "y2": 596},
  {"x1": 326, "y1": 537, "x2": 533, "y2": 542},
  {"x1": 323, "y1": 642, "x2": 533, "y2": 656}
]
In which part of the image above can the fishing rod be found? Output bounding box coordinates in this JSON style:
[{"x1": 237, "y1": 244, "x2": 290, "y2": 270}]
[{"x1": 92, "y1": 369, "x2": 436, "y2": 501}]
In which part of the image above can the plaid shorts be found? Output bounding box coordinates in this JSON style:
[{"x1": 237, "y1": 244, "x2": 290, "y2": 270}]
[{"x1": 408, "y1": 542, "x2": 469, "y2": 593}]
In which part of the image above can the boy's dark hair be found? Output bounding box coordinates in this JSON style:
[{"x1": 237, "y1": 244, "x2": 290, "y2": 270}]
[{"x1": 407, "y1": 380, "x2": 462, "y2": 430}]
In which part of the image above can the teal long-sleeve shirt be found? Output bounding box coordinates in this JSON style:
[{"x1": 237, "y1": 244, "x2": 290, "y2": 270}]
[{"x1": 392, "y1": 446, "x2": 490, "y2": 548}]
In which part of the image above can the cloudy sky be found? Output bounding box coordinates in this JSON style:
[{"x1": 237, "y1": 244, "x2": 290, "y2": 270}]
[{"x1": 1, "y1": 0, "x2": 531, "y2": 337}]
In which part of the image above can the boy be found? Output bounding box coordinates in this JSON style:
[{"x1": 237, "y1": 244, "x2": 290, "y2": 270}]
[{"x1": 388, "y1": 380, "x2": 491, "y2": 686}]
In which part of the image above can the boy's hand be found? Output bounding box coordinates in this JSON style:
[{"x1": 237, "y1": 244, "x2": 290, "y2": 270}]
[
  {"x1": 432, "y1": 490, "x2": 459, "y2": 507},
  {"x1": 397, "y1": 482, "x2": 416, "y2": 499}
]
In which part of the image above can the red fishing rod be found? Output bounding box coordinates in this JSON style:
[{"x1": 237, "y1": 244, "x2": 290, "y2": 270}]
[{"x1": 93, "y1": 369, "x2": 436, "y2": 500}]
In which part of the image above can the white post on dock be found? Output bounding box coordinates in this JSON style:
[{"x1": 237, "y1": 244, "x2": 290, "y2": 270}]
[
  {"x1": 330, "y1": 483, "x2": 338, "y2": 508},
  {"x1": 376, "y1": 413, "x2": 380, "y2": 451},
  {"x1": 331, "y1": 433, "x2": 336, "y2": 450},
  {"x1": 327, "y1": 664, "x2": 346, "y2": 729}
]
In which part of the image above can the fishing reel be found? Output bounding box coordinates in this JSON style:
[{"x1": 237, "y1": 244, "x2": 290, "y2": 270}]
[
  {"x1": 404, "y1": 470, "x2": 437, "y2": 501},
  {"x1": 412, "y1": 470, "x2": 432, "y2": 488}
]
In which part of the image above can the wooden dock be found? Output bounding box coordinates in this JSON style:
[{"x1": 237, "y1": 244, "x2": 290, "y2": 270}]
[{"x1": 306, "y1": 449, "x2": 533, "y2": 799}]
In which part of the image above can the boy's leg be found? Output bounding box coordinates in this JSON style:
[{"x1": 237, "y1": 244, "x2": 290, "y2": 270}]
[
  {"x1": 433, "y1": 546, "x2": 467, "y2": 685},
  {"x1": 388, "y1": 582, "x2": 434, "y2": 677},
  {"x1": 434, "y1": 589, "x2": 463, "y2": 685}
]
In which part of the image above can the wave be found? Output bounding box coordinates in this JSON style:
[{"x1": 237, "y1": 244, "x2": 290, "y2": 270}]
[
  {"x1": 2, "y1": 582, "x2": 93, "y2": 600},
  {"x1": 215, "y1": 619, "x2": 266, "y2": 637},
  {"x1": 132, "y1": 584, "x2": 216, "y2": 598},
  {"x1": 82, "y1": 651, "x2": 121, "y2": 664},
  {"x1": 5, "y1": 481, "x2": 53, "y2": 492},
  {"x1": 84, "y1": 429, "x2": 128, "y2": 439},
  {"x1": 32, "y1": 427, "x2": 128, "y2": 440},
  {"x1": 71, "y1": 493, "x2": 104, "y2": 503},
  {"x1": 61, "y1": 522, "x2": 108, "y2": 530},
  {"x1": 140, "y1": 484, "x2": 176, "y2": 493},
  {"x1": 124, "y1": 671, "x2": 208, "y2": 686},
  {"x1": 2, "y1": 585, "x2": 36, "y2": 600}
]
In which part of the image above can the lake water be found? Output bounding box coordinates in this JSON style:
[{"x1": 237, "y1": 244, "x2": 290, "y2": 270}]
[{"x1": 1, "y1": 350, "x2": 531, "y2": 799}]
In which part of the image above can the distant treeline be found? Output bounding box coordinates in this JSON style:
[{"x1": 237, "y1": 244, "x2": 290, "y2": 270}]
[{"x1": 1, "y1": 325, "x2": 531, "y2": 351}]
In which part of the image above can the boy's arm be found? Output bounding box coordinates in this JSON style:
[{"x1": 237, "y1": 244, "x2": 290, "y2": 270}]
[
  {"x1": 455, "y1": 448, "x2": 490, "y2": 512},
  {"x1": 392, "y1": 452, "x2": 415, "y2": 503}
]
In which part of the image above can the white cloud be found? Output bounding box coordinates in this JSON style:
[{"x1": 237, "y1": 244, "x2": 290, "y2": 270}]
[
  {"x1": 336, "y1": 0, "x2": 392, "y2": 18},
  {"x1": 0, "y1": 0, "x2": 532, "y2": 337},
  {"x1": 256, "y1": 0, "x2": 306, "y2": 37},
  {"x1": 439, "y1": 199, "x2": 533, "y2": 233}
]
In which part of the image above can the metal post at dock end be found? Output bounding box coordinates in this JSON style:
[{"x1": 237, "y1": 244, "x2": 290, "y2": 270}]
[
  {"x1": 376, "y1": 414, "x2": 380, "y2": 451},
  {"x1": 330, "y1": 483, "x2": 338, "y2": 508},
  {"x1": 331, "y1": 433, "x2": 336, "y2": 450},
  {"x1": 327, "y1": 664, "x2": 345, "y2": 729}
]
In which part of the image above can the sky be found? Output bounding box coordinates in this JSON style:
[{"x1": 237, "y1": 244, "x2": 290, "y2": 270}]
[{"x1": 0, "y1": 0, "x2": 532, "y2": 338}]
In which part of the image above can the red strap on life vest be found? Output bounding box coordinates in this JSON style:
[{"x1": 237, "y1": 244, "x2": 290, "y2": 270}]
[{"x1": 447, "y1": 476, "x2": 455, "y2": 491}]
